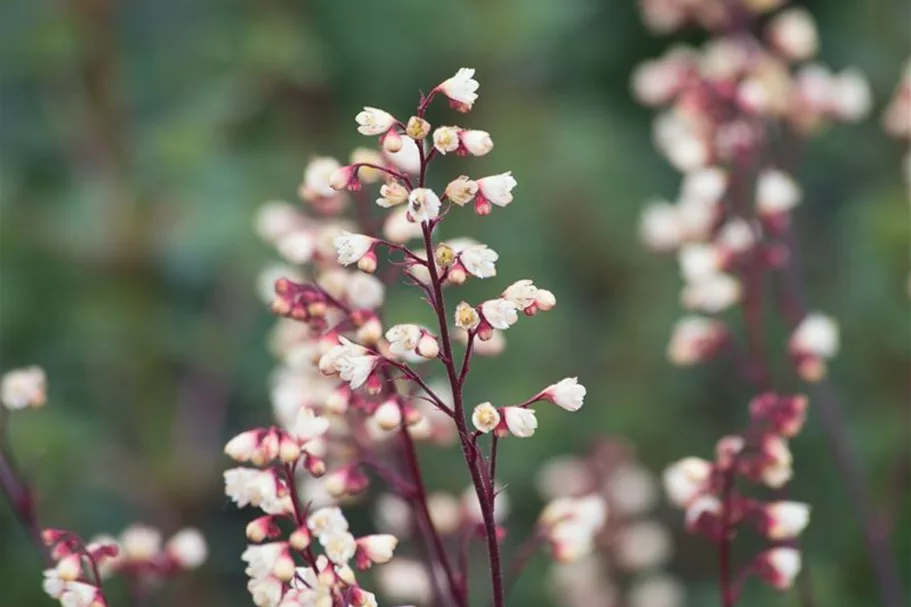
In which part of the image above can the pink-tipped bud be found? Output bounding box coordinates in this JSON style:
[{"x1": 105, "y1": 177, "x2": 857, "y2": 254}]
[
  {"x1": 761, "y1": 501, "x2": 811, "y2": 540},
  {"x1": 356, "y1": 534, "x2": 398, "y2": 568},
  {"x1": 224, "y1": 430, "x2": 262, "y2": 463},
  {"x1": 305, "y1": 454, "x2": 327, "y2": 478},
  {"x1": 534, "y1": 289, "x2": 556, "y2": 311},
  {"x1": 474, "y1": 195, "x2": 492, "y2": 216},
  {"x1": 381, "y1": 129, "x2": 403, "y2": 153},
  {"x1": 446, "y1": 265, "x2": 467, "y2": 285},
  {"x1": 756, "y1": 547, "x2": 802, "y2": 590},
  {"x1": 273, "y1": 551, "x2": 296, "y2": 582},
  {"x1": 56, "y1": 553, "x2": 83, "y2": 581},
  {"x1": 246, "y1": 516, "x2": 279, "y2": 543},
  {"x1": 289, "y1": 526, "x2": 312, "y2": 551},
  {"x1": 347, "y1": 586, "x2": 378, "y2": 607},
  {"x1": 373, "y1": 400, "x2": 403, "y2": 431},
  {"x1": 416, "y1": 333, "x2": 440, "y2": 359},
  {"x1": 278, "y1": 434, "x2": 301, "y2": 464},
  {"x1": 357, "y1": 251, "x2": 378, "y2": 273},
  {"x1": 749, "y1": 393, "x2": 808, "y2": 437},
  {"x1": 325, "y1": 466, "x2": 369, "y2": 498},
  {"x1": 329, "y1": 165, "x2": 361, "y2": 192}
]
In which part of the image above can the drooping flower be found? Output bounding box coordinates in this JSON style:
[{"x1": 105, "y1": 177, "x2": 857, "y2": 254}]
[
  {"x1": 1, "y1": 366, "x2": 47, "y2": 410},
  {"x1": 437, "y1": 68, "x2": 480, "y2": 112},
  {"x1": 407, "y1": 188, "x2": 441, "y2": 223},
  {"x1": 334, "y1": 232, "x2": 377, "y2": 267},
  {"x1": 539, "y1": 377, "x2": 586, "y2": 412},
  {"x1": 475, "y1": 172, "x2": 517, "y2": 214},
  {"x1": 757, "y1": 547, "x2": 802, "y2": 590},
  {"x1": 445, "y1": 175, "x2": 478, "y2": 206},
  {"x1": 480, "y1": 299, "x2": 519, "y2": 330},
  {"x1": 762, "y1": 501, "x2": 811, "y2": 540},
  {"x1": 663, "y1": 457, "x2": 712, "y2": 507},
  {"x1": 355, "y1": 107, "x2": 396, "y2": 136},
  {"x1": 501, "y1": 406, "x2": 538, "y2": 438},
  {"x1": 459, "y1": 129, "x2": 494, "y2": 156},
  {"x1": 376, "y1": 182, "x2": 409, "y2": 208},
  {"x1": 459, "y1": 244, "x2": 498, "y2": 278},
  {"x1": 165, "y1": 528, "x2": 208, "y2": 569}
]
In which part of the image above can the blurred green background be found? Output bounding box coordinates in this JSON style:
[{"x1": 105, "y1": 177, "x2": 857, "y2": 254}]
[{"x1": 1, "y1": 0, "x2": 908, "y2": 605}]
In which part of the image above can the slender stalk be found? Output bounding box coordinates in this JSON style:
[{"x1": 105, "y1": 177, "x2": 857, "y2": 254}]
[
  {"x1": 419, "y1": 222, "x2": 505, "y2": 607},
  {"x1": 0, "y1": 450, "x2": 51, "y2": 566}
]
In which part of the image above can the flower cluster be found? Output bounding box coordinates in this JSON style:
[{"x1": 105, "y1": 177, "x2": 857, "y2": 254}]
[
  {"x1": 243, "y1": 68, "x2": 588, "y2": 607},
  {"x1": 664, "y1": 393, "x2": 810, "y2": 591},
  {"x1": 0, "y1": 367, "x2": 208, "y2": 607},
  {"x1": 537, "y1": 441, "x2": 682, "y2": 607},
  {"x1": 632, "y1": 1, "x2": 864, "y2": 603}
]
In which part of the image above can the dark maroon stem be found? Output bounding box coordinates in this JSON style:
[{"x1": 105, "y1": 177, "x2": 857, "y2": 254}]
[
  {"x1": 489, "y1": 436, "x2": 499, "y2": 487},
  {"x1": 419, "y1": 221, "x2": 505, "y2": 607},
  {"x1": 0, "y1": 448, "x2": 51, "y2": 566},
  {"x1": 397, "y1": 407, "x2": 464, "y2": 607}
]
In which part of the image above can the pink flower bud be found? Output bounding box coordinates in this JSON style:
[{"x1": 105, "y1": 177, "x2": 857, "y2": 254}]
[
  {"x1": 224, "y1": 429, "x2": 263, "y2": 463},
  {"x1": 502, "y1": 407, "x2": 538, "y2": 438},
  {"x1": 329, "y1": 165, "x2": 360, "y2": 192},
  {"x1": 289, "y1": 525, "x2": 311, "y2": 551},
  {"x1": 356, "y1": 534, "x2": 398, "y2": 567},
  {"x1": 56, "y1": 553, "x2": 83, "y2": 581},
  {"x1": 246, "y1": 516, "x2": 279, "y2": 543},
  {"x1": 757, "y1": 547, "x2": 802, "y2": 590},
  {"x1": 459, "y1": 129, "x2": 494, "y2": 156},
  {"x1": 373, "y1": 400, "x2": 402, "y2": 431},
  {"x1": 278, "y1": 434, "x2": 301, "y2": 464},
  {"x1": 417, "y1": 333, "x2": 440, "y2": 359},
  {"x1": 762, "y1": 501, "x2": 811, "y2": 540}
]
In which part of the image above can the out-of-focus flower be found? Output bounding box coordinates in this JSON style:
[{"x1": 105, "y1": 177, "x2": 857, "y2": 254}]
[{"x1": 2, "y1": 366, "x2": 47, "y2": 410}]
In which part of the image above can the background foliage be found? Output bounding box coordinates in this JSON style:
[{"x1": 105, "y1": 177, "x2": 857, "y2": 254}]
[{"x1": 1, "y1": 0, "x2": 908, "y2": 605}]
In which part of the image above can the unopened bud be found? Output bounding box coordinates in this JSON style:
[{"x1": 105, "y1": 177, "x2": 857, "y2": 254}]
[
  {"x1": 357, "y1": 252, "x2": 378, "y2": 274},
  {"x1": 374, "y1": 400, "x2": 403, "y2": 431},
  {"x1": 289, "y1": 526, "x2": 312, "y2": 551},
  {"x1": 56, "y1": 554, "x2": 82, "y2": 581},
  {"x1": 447, "y1": 266, "x2": 467, "y2": 285},
  {"x1": 382, "y1": 130, "x2": 403, "y2": 153},
  {"x1": 279, "y1": 435, "x2": 301, "y2": 463},
  {"x1": 406, "y1": 116, "x2": 431, "y2": 140},
  {"x1": 417, "y1": 334, "x2": 440, "y2": 359}
]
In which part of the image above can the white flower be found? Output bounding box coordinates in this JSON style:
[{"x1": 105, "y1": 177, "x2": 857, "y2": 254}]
[
  {"x1": 334, "y1": 232, "x2": 376, "y2": 266},
  {"x1": 502, "y1": 406, "x2": 537, "y2": 438},
  {"x1": 376, "y1": 559, "x2": 433, "y2": 604},
  {"x1": 376, "y1": 182, "x2": 409, "y2": 208},
  {"x1": 790, "y1": 313, "x2": 839, "y2": 358},
  {"x1": 540, "y1": 377, "x2": 586, "y2": 412},
  {"x1": 678, "y1": 243, "x2": 722, "y2": 283},
  {"x1": 761, "y1": 547, "x2": 802, "y2": 589},
  {"x1": 471, "y1": 402, "x2": 501, "y2": 433},
  {"x1": 681, "y1": 167, "x2": 728, "y2": 204},
  {"x1": 355, "y1": 107, "x2": 396, "y2": 135},
  {"x1": 437, "y1": 68, "x2": 479, "y2": 111},
  {"x1": 224, "y1": 468, "x2": 290, "y2": 515},
  {"x1": 384, "y1": 136, "x2": 421, "y2": 174},
  {"x1": 445, "y1": 175, "x2": 478, "y2": 206},
  {"x1": 767, "y1": 8, "x2": 818, "y2": 61},
  {"x1": 301, "y1": 157, "x2": 341, "y2": 200},
  {"x1": 357, "y1": 534, "x2": 398, "y2": 564},
  {"x1": 460, "y1": 244, "x2": 498, "y2": 278},
  {"x1": 765, "y1": 502, "x2": 811, "y2": 540},
  {"x1": 831, "y1": 68, "x2": 872, "y2": 122},
  {"x1": 684, "y1": 494, "x2": 722, "y2": 530},
  {"x1": 756, "y1": 169, "x2": 802, "y2": 216},
  {"x1": 432, "y1": 126, "x2": 461, "y2": 154},
  {"x1": 42, "y1": 569, "x2": 66, "y2": 599},
  {"x1": 654, "y1": 111, "x2": 709, "y2": 171},
  {"x1": 614, "y1": 521, "x2": 672, "y2": 571},
  {"x1": 166, "y1": 528, "x2": 207, "y2": 569},
  {"x1": 337, "y1": 351, "x2": 380, "y2": 390},
  {"x1": 242, "y1": 542, "x2": 289, "y2": 580},
  {"x1": 308, "y1": 507, "x2": 349, "y2": 538},
  {"x1": 407, "y1": 188, "x2": 441, "y2": 223},
  {"x1": 276, "y1": 231, "x2": 315, "y2": 265},
  {"x1": 667, "y1": 316, "x2": 724, "y2": 366},
  {"x1": 1, "y1": 366, "x2": 46, "y2": 410},
  {"x1": 480, "y1": 299, "x2": 519, "y2": 330},
  {"x1": 681, "y1": 273, "x2": 741, "y2": 313},
  {"x1": 385, "y1": 324, "x2": 423, "y2": 357},
  {"x1": 58, "y1": 582, "x2": 99, "y2": 607},
  {"x1": 501, "y1": 279, "x2": 538, "y2": 310},
  {"x1": 662, "y1": 457, "x2": 712, "y2": 507},
  {"x1": 760, "y1": 436, "x2": 794, "y2": 488},
  {"x1": 224, "y1": 430, "x2": 262, "y2": 462},
  {"x1": 460, "y1": 129, "x2": 494, "y2": 156},
  {"x1": 291, "y1": 407, "x2": 330, "y2": 443},
  {"x1": 248, "y1": 575, "x2": 283, "y2": 607},
  {"x1": 455, "y1": 302, "x2": 481, "y2": 331},
  {"x1": 717, "y1": 218, "x2": 756, "y2": 253},
  {"x1": 120, "y1": 525, "x2": 162, "y2": 562},
  {"x1": 639, "y1": 201, "x2": 683, "y2": 252},
  {"x1": 320, "y1": 530, "x2": 357, "y2": 565},
  {"x1": 477, "y1": 172, "x2": 517, "y2": 207}
]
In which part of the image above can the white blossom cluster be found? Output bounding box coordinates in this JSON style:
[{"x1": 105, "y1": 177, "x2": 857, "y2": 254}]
[
  {"x1": 236, "y1": 68, "x2": 589, "y2": 607},
  {"x1": 631, "y1": 0, "x2": 864, "y2": 596},
  {"x1": 536, "y1": 444, "x2": 684, "y2": 607}
]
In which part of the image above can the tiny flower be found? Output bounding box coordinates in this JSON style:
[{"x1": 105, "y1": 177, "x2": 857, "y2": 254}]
[
  {"x1": 56, "y1": 553, "x2": 82, "y2": 581},
  {"x1": 334, "y1": 232, "x2": 377, "y2": 267},
  {"x1": 246, "y1": 516, "x2": 279, "y2": 543},
  {"x1": 756, "y1": 169, "x2": 802, "y2": 217},
  {"x1": 225, "y1": 430, "x2": 263, "y2": 463},
  {"x1": 381, "y1": 128, "x2": 403, "y2": 153},
  {"x1": 639, "y1": 201, "x2": 683, "y2": 252},
  {"x1": 308, "y1": 507, "x2": 350, "y2": 538},
  {"x1": 59, "y1": 582, "x2": 101, "y2": 607},
  {"x1": 831, "y1": 68, "x2": 872, "y2": 122},
  {"x1": 320, "y1": 530, "x2": 357, "y2": 565},
  {"x1": 432, "y1": 126, "x2": 461, "y2": 154},
  {"x1": 407, "y1": 188, "x2": 441, "y2": 223},
  {"x1": 356, "y1": 107, "x2": 396, "y2": 136},
  {"x1": 667, "y1": 316, "x2": 726, "y2": 366},
  {"x1": 356, "y1": 534, "x2": 398, "y2": 566},
  {"x1": 663, "y1": 457, "x2": 712, "y2": 507},
  {"x1": 459, "y1": 244, "x2": 498, "y2": 278},
  {"x1": 121, "y1": 525, "x2": 162, "y2": 562},
  {"x1": 329, "y1": 165, "x2": 361, "y2": 192},
  {"x1": 681, "y1": 273, "x2": 741, "y2": 313},
  {"x1": 475, "y1": 172, "x2": 517, "y2": 214},
  {"x1": 678, "y1": 243, "x2": 723, "y2": 283},
  {"x1": 501, "y1": 279, "x2": 538, "y2": 310},
  {"x1": 166, "y1": 528, "x2": 207, "y2": 569},
  {"x1": 539, "y1": 378, "x2": 586, "y2": 412},
  {"x1": 502, "y1": 406, "x2": 538, "y2": 438},
  {"x1": 224, "y1": 468, "x2": 290, "y2": 515},
  {"x1": 534, "y1": 288, "x2": 556, "y2": 311},
  {"x1": 436, "y1": 68, "x2": 480, "y2": 112},
  {"x1": 480, "y1": 298, "x2": 519, "y2": 330},
  {"x1": 681, "y1": 167, "x2": 728, "y2": 204},
  {"x1": 767, "y1": 8, "x2": 818, "y2": 61},
  {"x1": 684, "y1": 494, "x2": 722, "y2": 531},
  {"x1": 300, "y1": 157, "x2": 342, "y2": 200},
  {"x1": 376, "y1": 182, "x2": 409, "y2": 208},
  {"x1": 373, "y1": 400, "x2": 402, "y2": 431},
  {"x1": 472, "y1": 402, "x2": 501, "y2": 433},
  {"x1": 717, "y1": 218, "x2": 756, "y2": 254},
  {"x1": 758, "y1": 547, "x2": 802, "y2": 590},
  {"x1": 291, "y1": 407, "x2": 330, "y2": 443},
  {"x1": 1, "y1": 366, "x2": 47, "y2": 410},
  {"x1": 455, "y1": 302, "x2": 481, "y2": 331},
  {"x1": 790, "y1": 313, "x2": 839, "y2": 381},
  {"x1": 385, "y1": 324, "x2": 423, "y2": 357},
  {"x1": 763, "y1": 501, "x2": 811, "y2": 540},
  {"x1": 276, "y1": 231, "x2": 315, "y2": 265},
  {"x1": 384, "y1": 136, "x2": 421, "y2": 174},
  {"x1": 406, "y1": 116, "x2": 431, "y2": 140},
  {"x1": 759, "y1": 435, "x2": 794, "y2": 488},
  {"x1": 445, "y1": 175, "x2": 479, "y2": 206},
  {"x1": 459, "y1": 129, "x2": 494, "y2": 156},
  {"x1": 417, "y1": 333, "x2": 439, "y2": 359}
]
